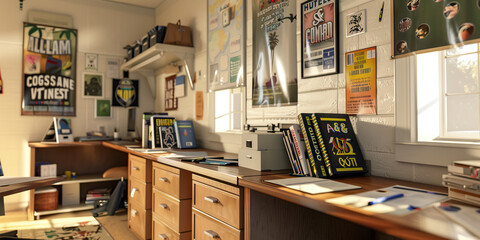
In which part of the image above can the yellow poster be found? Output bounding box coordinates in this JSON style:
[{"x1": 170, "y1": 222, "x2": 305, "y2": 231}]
[{"x1": 345, "y1": 47, "x2": 377, "y2": 115}]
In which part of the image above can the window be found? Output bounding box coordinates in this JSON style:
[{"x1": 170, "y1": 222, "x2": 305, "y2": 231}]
[
  {"x1": 417, "y1": 43, "x2": 480, "y2": 142},
  {"x1": 214, "y1": 88, "x2": 243, "y2": 132}
]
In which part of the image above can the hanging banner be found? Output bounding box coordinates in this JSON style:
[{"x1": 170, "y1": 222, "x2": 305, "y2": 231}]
[
  {"x1": 393, "y1": 0, "x2": 480, "y2": 57},
  {"x1": 207, "y1": 0, "x2": 246, "y2": 91},
  {"x1": 346, "y1": 47, "x2": 377, "y2": 115},
  {"x1": 112, "y1": 78, "x2": 139, "y2": 107},
  {"x1": 21, "y1": 22, "x2": 77, "y2": 116},
  {"x1": 252, "y1": 0, "x2": 297, "y2": 107},
  {"x1": 301, "y1": 0, "x2": 339, "y2": 78}
]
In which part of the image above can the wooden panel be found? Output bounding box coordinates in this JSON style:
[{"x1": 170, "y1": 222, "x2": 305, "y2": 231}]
[
  {"x1": 129, "y1": 202, "x2": 152, "y2": 240},
  {"x1": 193, "y1": 174, "x2": 240, "y2": 195},
  {"x1": 192, "y1": 209, "x2": 242, "y2": 240},
  {"x1": 153, "y1": 163, "x2": 192, "y2": 200},
  {"x1": 129, "y1": 178, "x2": 152, "y2": 210},
  {"x1": 153, "y1": 218, "x2": 192, "y2": 240},
  {"x1": 130, "y1": 154, "x2": 151, "y2": 182},
  {"x1": 193, "y1": 180, "x2": 243, "y2": 229},
  {"x1": 152, "y1": 189, "x2": 192, "y2": 233}
]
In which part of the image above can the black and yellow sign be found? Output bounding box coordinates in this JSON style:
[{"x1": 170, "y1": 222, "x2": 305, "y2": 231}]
[{"x1": 112, "y1": 78, "x2": 138, "y2": 107}]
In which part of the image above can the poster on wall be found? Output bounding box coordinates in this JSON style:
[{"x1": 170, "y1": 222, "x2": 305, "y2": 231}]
[
  {"x1": 346, "y1": 47, "x2": 377, "y2": 115},
  {"x1": 346, "y1": 9, "x2": 366, "y2": 37},
  {"x1": 253, "y1": 0, "x2": 297, "y2": 107},
  {"x1": 112, "y1": 78, "x2": 138, "y2": 107},
  {"x1": 393, "y1": 0, "x2": 480, "y2": 57},
  {"x1": 21, "y1": 22, "x2": 77, "y2": 116},
  {"x1": 207, "y1": 0, "x2": 245, "y2": 91},
  {"x1": 301, "y1": 0, "x2": 339, "y2": 78}
]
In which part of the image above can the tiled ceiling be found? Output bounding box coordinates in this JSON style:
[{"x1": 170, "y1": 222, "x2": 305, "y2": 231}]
[{"x1": 100, "y1": 0, "x2": 166, "y2": 8}]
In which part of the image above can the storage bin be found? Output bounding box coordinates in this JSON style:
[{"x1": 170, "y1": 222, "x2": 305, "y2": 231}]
[
  {"x1": 133, "y1": 41, "x2": 142, "y2": 57},
  {"x1": 148, "y1": 25, "x2": 166, "y2": 47},
  {"x1": 35, "y1": 187, "x2": 58, "y2": 211},
  {"x1": 124, "y1": 44, "x2": 135, "y2": 60},
  {"x1": 141, "y1": 34, "x2": 149, "y2": 53}
]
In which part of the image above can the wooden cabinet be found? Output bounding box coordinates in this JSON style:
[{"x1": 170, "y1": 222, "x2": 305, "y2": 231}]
[
  {"x1": 152, "y1": 162, "x2": 192, "y2": 239},
  {"x1": 128, "y1": 154, "x2": 152, "y2": 240},
  {"x1": 192, "y1": 174, "x2": 243, "y2": 239}
]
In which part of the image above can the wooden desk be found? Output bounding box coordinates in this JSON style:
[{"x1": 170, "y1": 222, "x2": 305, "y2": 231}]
[
  {"x1": 240, "y1": 174, "x2": 473, "y2": 240},
  {"x1": 0, "y1": 177, "x2": 63, "y2": 197}
]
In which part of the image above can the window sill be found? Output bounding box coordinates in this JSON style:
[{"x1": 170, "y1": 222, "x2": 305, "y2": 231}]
[{"x1": 395, "y1": 140, "x2": 480, "y2": 149}]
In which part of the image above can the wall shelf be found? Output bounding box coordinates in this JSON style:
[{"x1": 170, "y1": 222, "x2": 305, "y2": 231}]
[{"x1": 121, "y1": 43, "x2": 195, "y2": 99}]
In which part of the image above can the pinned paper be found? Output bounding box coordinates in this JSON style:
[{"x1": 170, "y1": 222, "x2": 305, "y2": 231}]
[
  {"x1": 175, "y1": 75, "x2": 186, "y2": 98},
  {"x1": 195, "y1": 91, "x2": 204, "y2": 120}
]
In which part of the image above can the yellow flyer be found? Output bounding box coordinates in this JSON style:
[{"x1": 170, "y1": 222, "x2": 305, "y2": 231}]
[{"x1": 345, "y1": 47, "x2": 377, "y2": 115}]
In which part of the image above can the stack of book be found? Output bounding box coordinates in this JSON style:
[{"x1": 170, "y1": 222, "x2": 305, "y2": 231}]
[
  {"x1": 283, "y1": 113, "x2": 368, "y2": 178},
  {"x1": 85, "y1": 188, "x2": 111, "y2": 205},
  {"x1": 443, "y1": 160, "x2": 480, "y2": 206}
]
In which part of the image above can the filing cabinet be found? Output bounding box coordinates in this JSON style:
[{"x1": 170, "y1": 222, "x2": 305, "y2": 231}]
[{"x1": 128, "y1": 154, "x2": 152, "y2": 240}]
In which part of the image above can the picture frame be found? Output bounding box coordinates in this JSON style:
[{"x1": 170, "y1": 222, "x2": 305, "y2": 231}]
[
  {"x1": 301, "y1": 0, "x2": 339, "y2": 78},
  {"x1": 85, "y1": 53, "x2": 98, "y2": 71},
  {"x1": 83, "y1": 72, "x2": 104, "y2": 98},
  {"x1": 95, "y1": 99, "x2": 111, "y2": 118},
  {"x1": 346, "y1": 9, "x2": 366, "y2": 38}
]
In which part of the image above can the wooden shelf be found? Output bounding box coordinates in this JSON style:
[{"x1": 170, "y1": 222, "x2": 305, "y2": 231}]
[
  {"x1": 52, "y1": 175, "x2": 121, "y2": 185},
  {"x1": 34, "y1": 203, "x2": 94, "y2": 218},
  {"x1": 120, "y1": 43, "x2": 195, "y2": 98}
]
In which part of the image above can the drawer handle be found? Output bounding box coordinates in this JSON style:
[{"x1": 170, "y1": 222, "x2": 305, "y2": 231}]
[
  {"x1": 245, "y1": 155, "x2": 252, "y2": 159},
  {"x1": 159, "y1": 177, "x2": 169, "y2": 182},
  {"x1": 204, "y1": 196, "x2": 220, "y2": 204},
  {"x1": 133, "y1": 166, "x2": 140, "y2": 171},
  {"x1": 130, "y1": 188, "x2": 139, "y2": 197},
  {"x1": 204, "y1": 230, "x2": 220, "y2": 239},
  {"x1": 159, "y1": 234, "x2": 168, "y2": 240},
  {"x1": 159, "y1": 203, "x2": 169, "y2": 209},
  {"x1": 131, "y1": 209, "x2": 138, "y2": 216}
]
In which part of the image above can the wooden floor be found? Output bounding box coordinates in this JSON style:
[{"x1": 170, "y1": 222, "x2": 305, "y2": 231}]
[{"x1": 0, "y1": 209, "x2": 137, "y2": 240}]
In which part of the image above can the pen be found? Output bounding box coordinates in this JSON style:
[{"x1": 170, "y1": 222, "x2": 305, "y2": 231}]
[{"x1": 367, "y1": 193, "x2": 404, "y2": 206}]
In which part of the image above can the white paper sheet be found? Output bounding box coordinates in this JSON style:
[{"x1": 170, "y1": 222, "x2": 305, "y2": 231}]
[{"x1": 265, "y1": 177, "x2": 361, "y2": 194}]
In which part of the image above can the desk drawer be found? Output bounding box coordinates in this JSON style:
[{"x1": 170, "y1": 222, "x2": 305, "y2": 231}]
[
  {"x1": 153, "y1": 217, "x2": 191, "y2": 240},
  {"x1": 153, "y1": 162, "x2": 191, "y2": 200},
  {"x1": 129, "y1": 202, "x2": 152, "y2": 240},
  {"x1": 152, "y1": 189, "x2": 191, "y2": 233},
  {"x1": 130, "y1": 178, "x2": 152, "y2": 209},
  {"x1": 192, "y1": 209, "x2": 242, "y2": 240},
  {"x1": 193, "y1": 176, "x2": 242, "y2": 229},
  {"x1": 130, "y1": 154, "x2": 152, "y2": 182}
]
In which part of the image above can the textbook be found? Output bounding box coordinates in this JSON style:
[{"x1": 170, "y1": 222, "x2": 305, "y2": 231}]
[
  {"x1": 281, "y1": 129, "x2": 300, "y2": 175},
  {"x1": 151, "y1": 116, "x2": 177, "y2": 149},
  {"x1": 297, "y1": 113, "x2": 328, "y2": 178},
  {"x1": 312, "y1": 113, "x2": 367, "y2": 176},
  {"x1": 142, "y1": 112, "x2": 167, "y2": 148},
  {"x1": 174, "y1": 120, "x2": 197, "y2": 149},
  {"x1": 289, "y1": 124, "x2": 311, "y2": 176}
]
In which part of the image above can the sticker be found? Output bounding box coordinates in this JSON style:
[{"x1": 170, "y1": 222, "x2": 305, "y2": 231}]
[
  {"x1": 444, "y1": 2, "x2": 459, "y2": 20},
  {"x1": 407, "y1": 0, "x2": 420, "y2": 11},
  {"x1": 416, "y1": 24, "x2": 430, "y2": 39},
  {"x1": 458, "y1": 23, "x2": 475, "y2": 41},
  {"x1": 398, "y1": 18, "x2": 412, "y2": 32},
  {"x1": 396, "y1": 41, "x2": 408, "y2": 53}
]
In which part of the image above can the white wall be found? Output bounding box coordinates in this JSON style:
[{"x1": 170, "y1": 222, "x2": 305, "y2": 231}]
[
  {"x1": 0, "y1": 0, "x2": 155, "y2": 209},
  {"x1": 154, "y1": 0, "x2": 448, "y2": 186}
]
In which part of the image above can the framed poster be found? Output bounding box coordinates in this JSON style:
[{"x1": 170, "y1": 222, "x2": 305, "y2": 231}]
[
  {"x1": 253, "y1": 0, "x2": 297, "y2": 107},
  {"x1": 301, "y1": 0, "x2": 339, "y2": 79},
  {"x1": 95, "y1": 99, "x2": 111, "y2": 118},
  {"x1": 165, "y1": 75, "x2": 177, "y2": 111},
  {"x1": 112, "y1": 78, "x2": 138, "y2": 107},
  {"x1": 85, "y1": 53, "x2": 98, "y2": 71},
  {"x1": 393, "y1": 0, "x2": 480, "y2": 57},
  {"x1": 346, "y1": 47, "x2": 377, "y2": 115},
  {"x1": 207, "y1": 0, "x2": 246, "y2": 91},
  {"x1": 82, "y1": 72, "x2": 103, "y2": 98},
  {"x1": 21, "y1": 22, "x2": 77, "y2": 116}
]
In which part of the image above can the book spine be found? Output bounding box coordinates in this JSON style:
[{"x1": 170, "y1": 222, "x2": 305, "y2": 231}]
[
  {"x1": 289, "y1": 125, "x2": 310, "y2": 176},
  {"x1": 174, "y1": 122, "x2": 182, "y2": 148},
  {"x1": 312, "y1": 114, "x2": 333, "y2": 177},
  {"x1": 297, "y1": 114, "x2": 327, "y2": 177},
  {"x1": 282, "y1": 130, "x2": 299, "y2": 174},
  {"x1": 286, "y1": 129, "x2": 304, "y2": 175}
]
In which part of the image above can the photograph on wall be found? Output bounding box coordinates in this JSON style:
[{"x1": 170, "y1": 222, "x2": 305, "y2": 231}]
[
  {"x1": 253, "y1": 0, "x2": 297, "y2": 107},
  {"x1": 346, "y1": 47, "x2": 377, "y2": 115},
  {"x1": 95, "y1": 99, "x2": 111, "y2": 118},
  {"x1": 393, "y1": 0, "x2": 480, "y2": 57},
  {"x1": 346, "y1": 9, "x2": 366, "y2": 37},
  {"x1": 21, "y1": 22, "x2": 77, "y2": 116},
  {"x1": 85, "y1": 53, "x2": 98, "y2": 71},
  {"x1": 112, "y1": 78, "x2": 138, "y2": 107},
  {"x1": 207, "y1": 0, "x2": 245, "y2": 91},
  {"x1": 83, "y1": 72, "x2": 103, "y2": 98}
]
